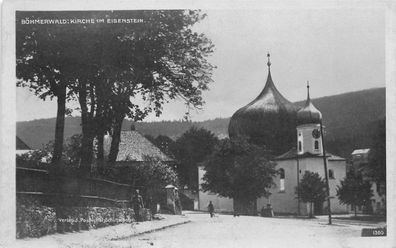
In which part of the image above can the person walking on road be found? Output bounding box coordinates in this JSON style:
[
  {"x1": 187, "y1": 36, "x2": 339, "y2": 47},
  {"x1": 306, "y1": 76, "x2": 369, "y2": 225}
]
[
  {"x1": 208, "y1": 201, "x2": 215, "y2": 218},
  {"x1": 132, "y1": 189, "x2": 145, "y2": 222}
]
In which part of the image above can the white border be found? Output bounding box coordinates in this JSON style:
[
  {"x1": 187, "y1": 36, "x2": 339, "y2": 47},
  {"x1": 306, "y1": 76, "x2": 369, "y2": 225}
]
[{"x1": 1, "y1": 0, "x2": 395, "y2": 247}]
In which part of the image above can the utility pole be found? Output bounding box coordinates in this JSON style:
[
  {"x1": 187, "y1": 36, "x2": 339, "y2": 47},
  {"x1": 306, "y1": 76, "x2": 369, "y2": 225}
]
[
  {"x1": 296, "y1": 152, "x2": 300, "y2": 216},
  {"x1": 320, "y1": 120, "x2": 332, "y2": 225}
]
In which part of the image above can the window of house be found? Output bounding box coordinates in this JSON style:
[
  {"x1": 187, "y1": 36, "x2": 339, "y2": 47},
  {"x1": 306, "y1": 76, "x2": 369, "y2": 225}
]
[
  {"x1": 314, "y1": 140, "x2": 319, "y2": 150},
  {"x1": 279, "y1": 168, "x2": 285, "y2": 192},
  {"x1": 298, "y1": 141, "x2": 302, "y2": 152},
  {"x1": 328, "y1": 169, "x2": 334, "y2": 179}
]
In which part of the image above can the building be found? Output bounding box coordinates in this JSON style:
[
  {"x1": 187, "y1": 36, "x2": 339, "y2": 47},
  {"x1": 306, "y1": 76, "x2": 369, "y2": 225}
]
[
  {"x1": 228, "y1": 54, "x2": 298, "y2": 155},
  {"x1": 103, "y1": 130, "x2": 173, "y2": 165},
  {"x1": 16, "y1": 136, "x2": 34, "y2": 156},
  {"x1": 350, "y1": 149, "x2": 386, "y2": 214},
  {"x1": 199, "y1": 54, "x2": 348, "y2": 215}
]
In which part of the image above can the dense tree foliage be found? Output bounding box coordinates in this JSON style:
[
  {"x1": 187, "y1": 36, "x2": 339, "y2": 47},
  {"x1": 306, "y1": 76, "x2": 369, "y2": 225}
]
[
  {"x1": 296, "y1": 171, "x2": 327, "y2": 217},
  {"x1": 173, "y1": 127, "x2": 219, "y2": 190},
  {"x1": 16, "y1": 10, "x2": 215, "y2": 176},
  {"x1": 16, "y1": 12, "x2": 79, "y2": 166},
  {"x1": 201, "y1": 137, "x2": 277, "y2": 214},
  {"x1": 336, "y1": 170, "x2": 373, "y2": 216},
  {"x1": 145, "y1": 134, "x2": 177, "y2": 160},
  {"x1": 119, "y1": 156, "x2": 179, "y2": 210},
  {"x1": 366, "y1": 119, "x2": 386, "y2": 192},
  {"x1": 129, "y1": 156, "x2": 179, "y2": 190},
  {"x1": 16, "y1": 135, "x2": 83, "y2": 170}
]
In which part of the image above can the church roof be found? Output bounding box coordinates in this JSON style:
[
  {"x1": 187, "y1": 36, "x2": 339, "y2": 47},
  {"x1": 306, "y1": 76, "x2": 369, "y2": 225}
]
[
  {"x1": 275, "y1": 147, "x2": 345, "y2": 161},
  {"x1": 228, "y1": 53, "x2": 299, "y2": 155},
  {"x1": 104, "y1": 131, "x2": 172, "y2": 163},
  {"x1": 297, "y1": 82, "x2": 322, "y2": 125},
  {"x1": 230, "y1": 62, "x2": 298, "y2": 117}
]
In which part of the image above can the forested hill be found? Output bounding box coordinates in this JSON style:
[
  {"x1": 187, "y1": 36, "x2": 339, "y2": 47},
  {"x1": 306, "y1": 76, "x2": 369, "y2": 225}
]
[{"x1": 17, "y1": 87, "x2": 385, "y2": 158}]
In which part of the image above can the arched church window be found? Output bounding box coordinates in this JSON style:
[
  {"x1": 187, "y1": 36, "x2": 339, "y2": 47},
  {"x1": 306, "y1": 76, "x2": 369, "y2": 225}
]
[
  {"x1": 314, "y1": 140, "x2": 319, "y2": 150},
  {"x1": 328, "y1": 169, "x2": 334, "y2": 179},
  {"x1": 298, "y1": 141, "x2": 302, "y2": 152},
  {"x1": 279, "y1": 168, "x2": 285, "y2": 192}
]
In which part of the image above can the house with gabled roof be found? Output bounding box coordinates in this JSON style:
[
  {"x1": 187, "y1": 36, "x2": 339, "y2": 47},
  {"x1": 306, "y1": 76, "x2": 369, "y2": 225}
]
[
  {"x1": 103, "y1": 130, "x2": 173, "y2": 165},
  {"x1": 16, "y1": 136, "x2": 34, "y2": 156}
]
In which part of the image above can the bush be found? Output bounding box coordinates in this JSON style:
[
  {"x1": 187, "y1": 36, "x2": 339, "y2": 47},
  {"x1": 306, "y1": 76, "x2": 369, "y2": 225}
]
[{"x1": 16, "y1": 196, "x2": 57, "y2": 238}]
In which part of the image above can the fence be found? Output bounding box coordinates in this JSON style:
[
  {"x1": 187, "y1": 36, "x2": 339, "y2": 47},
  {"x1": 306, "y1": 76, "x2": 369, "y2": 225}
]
[{"x1": 16, "y1": 166, "x2": 134, "y2": 208}]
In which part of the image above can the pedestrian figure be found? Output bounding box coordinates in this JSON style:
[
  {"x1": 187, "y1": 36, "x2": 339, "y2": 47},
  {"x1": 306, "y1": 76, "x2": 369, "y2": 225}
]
[
  {"x1": 208, "y1": 201, "x2": 214, "y2": 218},
  {"x1": 174, "y1": 189, "x2": 182, "y2": 214},
  {"x1": 132, "y1": 189, "x2": 145, "y2": 222}
]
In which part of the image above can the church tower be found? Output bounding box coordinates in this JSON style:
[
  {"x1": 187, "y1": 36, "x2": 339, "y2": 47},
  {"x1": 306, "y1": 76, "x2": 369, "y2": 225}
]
[{"x1": 296, "y1": 82, "x2": 323, "y2": 155}]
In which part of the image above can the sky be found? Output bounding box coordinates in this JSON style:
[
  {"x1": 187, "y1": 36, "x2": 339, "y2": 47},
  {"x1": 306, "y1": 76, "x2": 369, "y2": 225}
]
[{"x1": 16, "y1": 6, "x2": 386, "y2": 122}]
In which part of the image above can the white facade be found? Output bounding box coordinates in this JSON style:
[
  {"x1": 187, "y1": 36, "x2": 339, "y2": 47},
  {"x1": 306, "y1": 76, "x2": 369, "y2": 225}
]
[
  {"x1": 198, "y1": 120, "x2": 349, "y2": 215},
  {"x1": 198, "y1": 166, "x2": 234, "y2": 213},
  {"x1": 257, "y1": 157, "x2": 348, "y2": 215},
  {"x1": 297, "y1": 124, "x2": 323, "y2": 155},
  {"x1": 198, "y1": 155, "x2": 348, "y2": 215}
]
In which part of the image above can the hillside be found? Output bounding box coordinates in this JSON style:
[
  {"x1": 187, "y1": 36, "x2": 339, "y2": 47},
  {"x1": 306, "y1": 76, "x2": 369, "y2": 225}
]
[{"x1": 17, "y1": 87, "x2": 385, "y2": 158}]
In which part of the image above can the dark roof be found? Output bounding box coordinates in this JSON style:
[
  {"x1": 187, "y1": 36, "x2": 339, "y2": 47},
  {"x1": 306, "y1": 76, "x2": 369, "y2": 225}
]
[
  {"x1": 16, "y1": 136, "x2": 31, "y2": 150},
  {"x1": 275, "y1": 147, "x2": 345, "y2": 161},
  {"x1": 228, "y1": 64, "x2": 299, "y2": 154},
  {"x1": 104, "y1": 131, "x2": 172, "y2": 162},
  {"x1": 297, "y1": 85, "x2": 322, "y2": 125},
  {"x1": 229, "y1": 69, "x2": 298, "y2": 120}
]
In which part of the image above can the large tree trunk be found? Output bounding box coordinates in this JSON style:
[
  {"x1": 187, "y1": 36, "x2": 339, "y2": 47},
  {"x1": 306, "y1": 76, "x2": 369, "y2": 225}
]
[
  {"x1": 50, "y1": 83, "x2": 67, "y2": 233},
  {"x1": 108, "y1": 114, "x2": 124, "y2": 163},
  {"x1": 94, "y1": 90, "x2": 107, "y2": 174},
  {"x1": 233, "y1": 196, "x2": 257, "y2": 216},
  {"x1": 96, "y1": 130, "x2": 105, "y2": 176},
  {"x1": 79, "y1": 82, "x2": 95, "y2": 176},
  {"x1": 52, "y1": 84, "x2": 67, "y2": 166},
  {"x1": 97, "y1": 133, "x2": 104, "y2": 161}
]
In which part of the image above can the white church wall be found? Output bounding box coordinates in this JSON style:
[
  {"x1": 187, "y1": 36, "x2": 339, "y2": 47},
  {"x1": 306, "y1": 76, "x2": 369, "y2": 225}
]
[
  {"x1": 198, "y1": 166, "x2": 234, "y2": 213},
  {"x1": 300, "y1": 157, "x2": 348, "y2": 214},
  {"x1": 198, "y1": 156, "x2": 348, "y2": 215},
  {"x1": 258, "y1": 159, "x2": 301, "y2": 215},
  {"x1": 297, "y1": 124, "x2": 322, "y2": 155},
  {"x1": 259, "y1": 157, "x2": 348, "y2": 215}
]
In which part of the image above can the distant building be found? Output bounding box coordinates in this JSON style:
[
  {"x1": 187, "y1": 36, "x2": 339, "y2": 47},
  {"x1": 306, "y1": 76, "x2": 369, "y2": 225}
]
[
  {"x1": 16, "y1": 136, "x2": 34, "y2": 155},
  {"x1": 350, "y1": 149, "x2": 385, "y2": 214},
  {"x1": 351, "y1": 148, "x2": 371, "y2": 171},
  {"x1": 199, "y1": 54, "x2": 348, "y2": 215}
]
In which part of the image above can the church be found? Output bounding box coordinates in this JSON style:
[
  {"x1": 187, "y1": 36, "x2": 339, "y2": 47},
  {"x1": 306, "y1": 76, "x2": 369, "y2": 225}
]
[{"x1": 198, "y1": 54, "x2": 348, "y2": 215}]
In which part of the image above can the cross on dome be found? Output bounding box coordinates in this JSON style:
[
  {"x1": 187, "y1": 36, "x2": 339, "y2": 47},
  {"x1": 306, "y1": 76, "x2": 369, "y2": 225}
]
[{"x1": 307, "y1": 81, "x2": 310, "y2": 100}]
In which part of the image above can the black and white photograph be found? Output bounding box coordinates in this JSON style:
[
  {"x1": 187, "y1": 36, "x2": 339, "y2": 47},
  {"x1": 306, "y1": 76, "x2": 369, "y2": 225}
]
[{"x1": 1, "y1": 1, "x2": 395, "y2": 247}]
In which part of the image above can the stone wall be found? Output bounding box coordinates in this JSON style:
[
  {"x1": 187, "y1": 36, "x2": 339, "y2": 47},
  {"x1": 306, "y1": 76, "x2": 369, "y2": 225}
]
[
  {"x1": 17, "y1": 195, "x2": 151, "y2": 238},
  {"x1": 16, "y1": 196, "x2": 57, "y2": 238}
]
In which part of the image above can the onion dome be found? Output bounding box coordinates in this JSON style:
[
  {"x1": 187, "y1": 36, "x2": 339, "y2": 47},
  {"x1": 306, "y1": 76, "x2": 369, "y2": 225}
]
[
  {"x1": 297, "y1": 82, "x2": 322, "y2": 125},
  {"x1": 228, "y1": 53, "x2": 299, "y2": 155}
]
